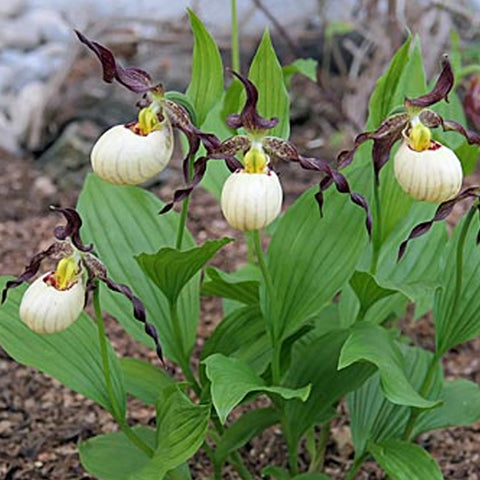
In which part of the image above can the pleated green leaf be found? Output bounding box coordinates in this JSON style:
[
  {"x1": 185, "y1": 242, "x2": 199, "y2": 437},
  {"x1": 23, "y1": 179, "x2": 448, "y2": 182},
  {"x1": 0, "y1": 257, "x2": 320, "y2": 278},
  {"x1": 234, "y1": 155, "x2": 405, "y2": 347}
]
[
  {"x1": 369, "y1": 440, "x2": 443, "y2": 480},
  {"x1": 347, "y1": 345, "x2": 442, "y2": 455},
  {"x1": 200, "y1": 304, "x2": 270, "y2": 374},
  {"x1": 204, "y1": 353, "x2": 310, "y2": 423},
  {"x1": 350, "y1": 271, "x2": 397, "y2": 318},
  {"x1": 267, "y1": 185, "x2": 368, "y2": 341},
  {"x1": 434, "y1": 213, "x2": 480, "y2": 354},
  {"x1": 186, "y1": 9, "x2": 223, "y2": 126},
  {"x1": 215, "y1": 408, "x2": 279, "y2": 466},
  {"x1": 77, "y1": 174, "x2": 199, "y2": 365},
  {"x1": 0, "y1": 277, "x2": 125, "y2": 417},
  {"x1": 283, "y1": 329, "x2": 376, "y2": 450},
  {"x1": 201, "y1": 267, "x2": 259, "y2": 305},
  {"x1": 120, "y1": 357, "x2": 174, "y2": 405},
  {"x1": 249, "y1": 29, "x2": 290, "y2": 139},
  {"x1": 131, "y1": 388, "x2": 209, "y2": 480},
  {"x1": 80, "y1": 427, "x2": 191, "y2": 480},
  {"x1": 339, "y1": 323, "x2": 438, "y2": 408},
  {"x1": 413, "y1": 378, "x2": 480, "y2": 437},
  {"x1": 136, "y1": 238, "x2": 232, "y2": 306}
]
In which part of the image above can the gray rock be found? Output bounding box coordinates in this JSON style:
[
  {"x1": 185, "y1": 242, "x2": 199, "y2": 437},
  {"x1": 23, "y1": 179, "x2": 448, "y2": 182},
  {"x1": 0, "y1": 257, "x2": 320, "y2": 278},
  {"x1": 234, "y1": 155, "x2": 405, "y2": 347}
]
[
  {"x1": 0, "y1": 65, "x2": 15, "y2": 93},
  {"x1": 22, "y1": 8, "x2": 71, "y2": 43},
  {"x1": 0, "y1": 113, "x2": 21, "y2": 153},
  {"x1": 0, "y1": 0, "x2": 26, "y2": 18}
]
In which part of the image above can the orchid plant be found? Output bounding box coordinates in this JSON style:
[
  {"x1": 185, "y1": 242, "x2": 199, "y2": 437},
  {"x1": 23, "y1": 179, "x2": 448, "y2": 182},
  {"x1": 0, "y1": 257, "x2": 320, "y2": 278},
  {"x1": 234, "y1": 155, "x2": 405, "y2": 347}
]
[{"x1": 1, "y1": 8, "x2": 480, "y2": 480}]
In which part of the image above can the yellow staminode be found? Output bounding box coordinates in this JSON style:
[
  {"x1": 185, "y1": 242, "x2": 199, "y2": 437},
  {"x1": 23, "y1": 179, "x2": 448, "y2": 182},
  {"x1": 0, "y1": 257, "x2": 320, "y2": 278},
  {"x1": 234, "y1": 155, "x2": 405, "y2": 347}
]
[
  {"x1": 136, "y1": 107, "x2": 161, "y2": 135},
  {"x1": 50, "y1": 257, "x2": 80, "y2": 290},
  {"x1": 408, "y1": 122, "x2": 432, "y2": 152},
  {"x1": 244, "y1": 147, "x2": 268, "y2": 174}
]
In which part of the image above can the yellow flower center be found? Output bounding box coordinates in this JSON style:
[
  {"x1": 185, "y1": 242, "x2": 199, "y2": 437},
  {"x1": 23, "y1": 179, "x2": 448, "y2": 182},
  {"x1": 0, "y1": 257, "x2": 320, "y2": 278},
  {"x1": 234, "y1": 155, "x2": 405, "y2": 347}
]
[
  {"x1": 48, "y1": 257, "x2": 81, "y2": 290},
  {"x1": 408, "y1": 122, "x2": 432, "y2": 152},
  {"x1": 135, "y1": 107, "x2": 162, "y2": 135},
  {"x1": 244, "y1": 147, "x2": 268, "y2": 174}
]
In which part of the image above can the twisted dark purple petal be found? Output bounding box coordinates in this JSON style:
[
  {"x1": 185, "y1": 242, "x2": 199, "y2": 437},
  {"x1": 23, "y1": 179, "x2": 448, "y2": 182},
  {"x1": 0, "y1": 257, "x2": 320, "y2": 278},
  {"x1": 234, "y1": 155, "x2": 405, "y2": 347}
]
[
  {"x1": 101, "y1": 276, "x2": 163, "y2": 362},
  {"x1": 164, "y1": 100, "x2": 221, "y2": 182},
  {"x1": 226, "y1": 70, "x2": 278, "y2": 132},
  {"x1": 398, "y1": 187, "x2": 480, "y2": 260},
  {"x1": 338, "y1": 113, "x2": 409, "y2": 172},
  {"x1": 159, "y1": 136, "x2": 247, "y2": 215},
  {"x1": 405, "y1": 56, "x2": 454, "y2": 109},
  {"x1": 51, "y1": 206, "x2": 93, "y2": 252},
  {"x1": 262, "y1": 136, "x2": 372, "y2": 235},
  {"x1": 75, "y1": 30, "x2": 154, "y2": 93},
  {"x1": 1, "y1": 243, "x2": 59, "y2": 303}
]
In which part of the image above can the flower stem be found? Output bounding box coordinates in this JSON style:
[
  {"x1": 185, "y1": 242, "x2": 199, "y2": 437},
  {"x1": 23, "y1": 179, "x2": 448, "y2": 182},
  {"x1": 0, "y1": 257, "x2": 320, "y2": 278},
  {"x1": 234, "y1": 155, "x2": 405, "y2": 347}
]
[
  {"x1": 231, "y1": 0, "x2": 240, "y2": 71},
  {"x1": 176, "y1": 196, "x2": 191, "y2": 250},
  {"x1": 252, "y1": 229, "x2": 281, "y2": 383},
  {"x1": 370, "y1": 180, "x2": 382, "y2": 275},
  {"x1": 309, "y1": 420, "x2": 331, "y2": 472},
  {"x1": 345, "y1": 454, "x2": 367, "y2": 480},
  {"x1": 93, "y1": 286, "x2": 154, "y2": 457}
]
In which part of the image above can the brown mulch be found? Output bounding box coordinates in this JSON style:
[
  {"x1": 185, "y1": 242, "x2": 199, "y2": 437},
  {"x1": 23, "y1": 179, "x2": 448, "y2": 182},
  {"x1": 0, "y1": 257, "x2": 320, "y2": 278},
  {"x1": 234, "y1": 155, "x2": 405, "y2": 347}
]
[{"x1": 0, "y1": 142, "x2": 479, "y2": 480}]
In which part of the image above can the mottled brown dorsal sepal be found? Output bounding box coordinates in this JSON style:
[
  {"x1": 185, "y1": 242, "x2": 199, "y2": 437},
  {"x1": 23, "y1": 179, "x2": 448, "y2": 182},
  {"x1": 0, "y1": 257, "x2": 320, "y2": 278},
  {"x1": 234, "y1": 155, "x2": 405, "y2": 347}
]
[
  {"x1": 75, "y1": 30, "x2": 155, "y2": 93},
  {"x1": 51, "y1": 206, "x2": 93, "y2": 252},
  {"x1": 405, "y1": 55, "x2": 454, "y2": 110},
  {"x1": 226, "y1": 70, "x2": 279, "y2": 132}
]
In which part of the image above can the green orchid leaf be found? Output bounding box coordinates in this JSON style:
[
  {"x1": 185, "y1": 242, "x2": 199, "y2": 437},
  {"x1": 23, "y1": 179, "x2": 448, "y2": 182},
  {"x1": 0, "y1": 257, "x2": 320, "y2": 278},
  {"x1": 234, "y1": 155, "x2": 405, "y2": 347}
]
[
  {"x1": 339, "y1": 323, "x2": 439, "y2": 408},
  {"x1": 215, "y1": 408, "x2": 279, "y2": 466},
  {"x1": 136, "y1": 238, "x2": 233, "y2": 306},
  {"x1": 204, "y1": 353, "x2": 310, "y2": 424},
  {"x1": 120, "y1": 357, "x2": 174, "y2": 405},
  {"x1": 201, "y1": 266, "x2": 259, "y2": 305},
  {"x1": 186, "y1": 9, "x2": 224, "y2": 126},
  {"x1": 249, "y1": 29, "x2": 290, "y2": 139},
  {"x1": 347, "y1": 345, "x2": 442, "y2": 455},
  {"x1": 369, "y1": 440, "x2": 443, "y2": 480},
  {"x1": 200, "y1": 304, "x2": 270, "y2": 375},
  {"x1": 131, "y1": 387, "x2": 209, "y2": 480}
]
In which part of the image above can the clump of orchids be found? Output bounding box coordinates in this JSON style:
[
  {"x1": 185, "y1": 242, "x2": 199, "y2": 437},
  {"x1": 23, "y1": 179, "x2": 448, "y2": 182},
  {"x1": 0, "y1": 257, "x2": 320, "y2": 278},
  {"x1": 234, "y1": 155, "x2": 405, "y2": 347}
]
[
  {"x1": 1, "y1": 207, "x2": 162, "y2": 359},
  {"x1": 336, "y1": 56, "x2": 480, "y2": 257},
  {"x1": 76, "y1": 32, "x2": 372, "y2": 235}
]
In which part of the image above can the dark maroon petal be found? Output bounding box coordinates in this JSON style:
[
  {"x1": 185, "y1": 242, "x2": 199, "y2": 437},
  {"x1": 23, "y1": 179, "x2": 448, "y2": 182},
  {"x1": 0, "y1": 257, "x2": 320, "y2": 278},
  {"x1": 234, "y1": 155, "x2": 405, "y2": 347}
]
[
  {"x1": 75, "y1": 30, "x2": 153, "y2": 93},
  {"x1": 100, "y1": 276, "x2": 163, "y2": 362},
  {"x1": 226, "y1": 70, "x2": 278, "y2": 132},
  {"x1": 398, "y1": 187, "x2": 480, "y2": 260},
  {"x1": 405, "y1": 56, "x2": 454, "y2": 109},
  {"x1": 51, "y1": 206, "x2": 93, "y2": 252},
  {"x1": 164, "y1": 100, "x2": 221, "y2": 182},
  {"x1": 1, "y1": 243, "x2": 60, "y2": 303},
  {"x1": 262, "y1": 136, "x2": 371, "y2": 234},
  {"x1": 337, "y1": 113, "x2": 408, "y2": 171}
]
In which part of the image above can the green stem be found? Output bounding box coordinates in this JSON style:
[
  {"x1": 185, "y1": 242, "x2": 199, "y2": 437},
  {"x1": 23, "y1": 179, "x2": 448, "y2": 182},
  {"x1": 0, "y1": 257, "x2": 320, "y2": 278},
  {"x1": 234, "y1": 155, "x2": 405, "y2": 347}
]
[
  {"x1": 344, "y1": 454, "x2": 366, "y2": 480},
  {"x1": 309, "y1": 421, "x2": 331, "y2": 472},
  {"x1": 252, "y1": 229, "x2": 280, "y2": 383},
  {"x1": 176, "y1": 196, "x2": 191, "y2": 250},
  {"x1": 288, "y1": 446, "x2": 299, "y2": 476},
  {"x1": 93, "y1": 287, "x2": 154, "y2": 458},
  {"x1": 370, "y1": 180, "x2": 382, "y2": 275},
  {"x1": 230, "y1": 0, "x2": 240, "y2": 71},
  {"x1": 169, "y1": 301, "x2": 202, "y2": 396}
]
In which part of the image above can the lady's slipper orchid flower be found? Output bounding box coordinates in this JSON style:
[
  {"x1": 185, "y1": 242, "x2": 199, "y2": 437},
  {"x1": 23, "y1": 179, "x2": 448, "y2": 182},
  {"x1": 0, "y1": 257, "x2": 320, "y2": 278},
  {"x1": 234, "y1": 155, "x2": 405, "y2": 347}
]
[
  {"x1": 160, "y1": 70, "x2": 371, "y2": 235},
  {"x1": 393, "y1": 120, "x2": 463, "y2": 203},
  {"x1": 2, "y1": 207, "x2": 163, "y2": 360},
  {"x1": 19, "y1": 256, "x2": 85, "y2": 334},
  {"x1": 220, "y1": 144, "x2": 283, "y2": 231},
  {"x1": 75, "y1": 30, "x2": 213, "y2": 186}
]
